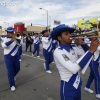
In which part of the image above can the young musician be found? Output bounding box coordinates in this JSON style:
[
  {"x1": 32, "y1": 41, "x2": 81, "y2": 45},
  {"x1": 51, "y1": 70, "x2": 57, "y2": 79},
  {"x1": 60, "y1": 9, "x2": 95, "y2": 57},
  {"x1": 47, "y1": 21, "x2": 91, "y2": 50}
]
[
  {"x1": 1, "y1": 27, "x2": 21, "y2": 91},
  {"x1": 32, "y1": 32, "x2": 40, "y2": 57},
  {"x1": 41, "y1": 30, "x2": 53, "y2": 74},
  {"x1": 50, "y1": 24, "x2": 99, "y2": 100}
]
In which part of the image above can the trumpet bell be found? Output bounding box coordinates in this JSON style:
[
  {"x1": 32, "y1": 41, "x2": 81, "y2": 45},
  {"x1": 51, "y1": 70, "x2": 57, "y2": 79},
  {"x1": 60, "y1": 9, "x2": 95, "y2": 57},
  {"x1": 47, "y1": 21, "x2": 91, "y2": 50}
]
[
  {"x1": 15, "y1": 32, "x2": 22, "y2": 39},
  {"x1": 16, "y1": 35, "x2": 21, "y2": 39}
]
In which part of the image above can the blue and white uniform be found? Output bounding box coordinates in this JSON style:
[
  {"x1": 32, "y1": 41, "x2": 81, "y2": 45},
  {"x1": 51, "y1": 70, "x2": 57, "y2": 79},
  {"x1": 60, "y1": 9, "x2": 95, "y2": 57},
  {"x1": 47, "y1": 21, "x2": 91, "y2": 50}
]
[
  {"x1": 1, "y1": 36, "x2": 21, "y2": 87},
  {"x1": 32, "y1": 36, "x2": 40, "y2": 56},
  {"x1": 41, "y1": 35, "x2": 53, "y2": 71},
  {"x1": 82, "y1": 40, "x2": 100, "y2": 95},
  {"x1": 54, "y1": 44, "x2": 93, "y2": 100}
]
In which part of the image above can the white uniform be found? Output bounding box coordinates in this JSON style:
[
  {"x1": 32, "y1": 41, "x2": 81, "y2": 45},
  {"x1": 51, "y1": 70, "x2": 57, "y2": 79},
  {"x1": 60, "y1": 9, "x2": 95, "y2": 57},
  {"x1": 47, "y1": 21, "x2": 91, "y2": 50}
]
[
  {"x1": 54, "y1": 45, "x2": 93, "y2": 89},
  {"x1": 41, "y1": 36, "x2": 52, "y2": 52},
  {"x1": 1, "y1": 36, "x2": 22, "y2": 56},
  {"x1": 33, "y1": 36, "x2": 40, "y2": 44}
]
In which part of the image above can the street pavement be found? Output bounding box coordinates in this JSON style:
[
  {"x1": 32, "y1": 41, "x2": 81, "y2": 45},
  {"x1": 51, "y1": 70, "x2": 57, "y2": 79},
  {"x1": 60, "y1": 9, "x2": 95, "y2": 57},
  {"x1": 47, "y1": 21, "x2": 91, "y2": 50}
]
[{"x1": 0, "y1": 44, "x2": 99, "y2": 100}]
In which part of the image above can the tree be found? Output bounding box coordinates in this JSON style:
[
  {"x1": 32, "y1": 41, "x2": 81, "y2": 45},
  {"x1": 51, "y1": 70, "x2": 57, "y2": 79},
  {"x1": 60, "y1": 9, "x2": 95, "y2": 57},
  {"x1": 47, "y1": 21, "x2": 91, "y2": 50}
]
[{"x1": 0, "y1": 26, "x2": 2, "y2": 29}]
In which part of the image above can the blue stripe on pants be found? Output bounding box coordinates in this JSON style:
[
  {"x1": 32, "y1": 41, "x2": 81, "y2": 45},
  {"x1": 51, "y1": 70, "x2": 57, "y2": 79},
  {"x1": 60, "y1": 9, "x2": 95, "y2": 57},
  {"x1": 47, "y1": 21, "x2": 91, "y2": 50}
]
[
  {"x1": 43, "y1": 49, "x2": 53, "y2": 70},
  {"x1": 60, "y1": 80, "x2": 81, "y2": 100},
  {"x1": 86, "y1": 61, "x2": 100, "y2": 94},
  {"x1": 4, "y1": 55, "x2": 20, "y2": 87}
]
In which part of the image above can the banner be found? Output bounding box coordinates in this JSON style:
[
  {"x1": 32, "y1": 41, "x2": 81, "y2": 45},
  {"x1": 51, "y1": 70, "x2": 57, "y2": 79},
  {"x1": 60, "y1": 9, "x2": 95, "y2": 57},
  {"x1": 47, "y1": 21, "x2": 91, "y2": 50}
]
[
  {"x1": 54, "y1": 20, "x2": 61, "y2": 25},
  {"x1": 78, "y1": 18, "x2": 98, "y2": 28}
]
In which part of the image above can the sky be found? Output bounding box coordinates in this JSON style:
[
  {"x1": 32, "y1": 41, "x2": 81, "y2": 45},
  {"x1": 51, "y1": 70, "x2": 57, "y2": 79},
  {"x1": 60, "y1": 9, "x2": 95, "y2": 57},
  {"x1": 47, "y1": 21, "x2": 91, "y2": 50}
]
[{"x1": 0, "y1": 0, "x2": 100, "y2": 28}]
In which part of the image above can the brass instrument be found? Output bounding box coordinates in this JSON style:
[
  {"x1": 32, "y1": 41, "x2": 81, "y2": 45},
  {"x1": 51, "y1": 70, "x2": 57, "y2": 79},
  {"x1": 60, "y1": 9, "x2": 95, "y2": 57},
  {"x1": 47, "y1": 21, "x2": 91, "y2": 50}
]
[
  {"x1": 14, "y1": 32, "x2": 22, "y2": 46},
  {"x1": 70, "y1": 31, "x2": 100, "y2": 40},
  {"x1": 15, "y1": 32, "x2": 22, "y2": 39},
  {"x1": 70, "y1": 21, "x2": 100, "y2": 40}
]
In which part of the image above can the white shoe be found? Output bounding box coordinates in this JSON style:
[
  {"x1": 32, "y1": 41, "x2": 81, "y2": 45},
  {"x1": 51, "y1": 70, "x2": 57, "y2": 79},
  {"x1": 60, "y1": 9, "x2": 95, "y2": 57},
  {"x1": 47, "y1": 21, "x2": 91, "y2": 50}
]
[
  {"x1": 96, "y1": 94, "x2": 100, "y2": 99},
  {"x1": 32, "y1": 54, "x2": 34, "y2": 57},
  {"x1": 37, "y1": 56, "x2": 40, "y2": 57},
  {"x1": 46, "y1": 70, "x2": 52, "y2": 74},
  {"x1": 43, "y1": 63, "x2": 46, "y2": 69},
  {"x1": 11, "y1": 86, "x2": 16, "y2": 91},
  {"x1": 19, "y1": 59, "x2": 22, "y2": 62},
  {"x1": 84, "y1": 87, "x2": 94, "y2": 93}
]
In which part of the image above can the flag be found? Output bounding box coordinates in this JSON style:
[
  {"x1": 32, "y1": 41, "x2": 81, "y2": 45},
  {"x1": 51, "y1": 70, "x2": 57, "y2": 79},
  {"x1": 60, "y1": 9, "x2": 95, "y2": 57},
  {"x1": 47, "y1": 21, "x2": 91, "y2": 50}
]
[{"x1": 54, "y1": 20, "x2": 61, "y2": 25}]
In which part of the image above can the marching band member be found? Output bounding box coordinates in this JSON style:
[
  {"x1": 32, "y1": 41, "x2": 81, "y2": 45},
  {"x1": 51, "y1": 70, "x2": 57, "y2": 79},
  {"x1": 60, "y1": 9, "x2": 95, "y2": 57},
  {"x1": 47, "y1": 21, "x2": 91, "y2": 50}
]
[
  {"x1": 1, "y1": 27, "x2": 21, "y2": 91},
  {"x1": 41, "y1": 30, "x2": 53, "y2": 74},
  {"x1": 50, "y1": 24, "x2": 99, "y2": 100},
  {"x1": 32, "y1": 32, "x2": 40, "y2": 57},
  {"x1": 82, "y1": 39, "x2": 100, "y2": 99}
]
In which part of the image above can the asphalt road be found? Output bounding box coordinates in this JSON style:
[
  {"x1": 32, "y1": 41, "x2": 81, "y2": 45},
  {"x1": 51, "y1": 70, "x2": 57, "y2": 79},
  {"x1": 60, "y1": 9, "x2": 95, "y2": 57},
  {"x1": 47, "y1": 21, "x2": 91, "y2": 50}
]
[{"x1": 0, "y1": 43, "x2": 99, "y2": 100}]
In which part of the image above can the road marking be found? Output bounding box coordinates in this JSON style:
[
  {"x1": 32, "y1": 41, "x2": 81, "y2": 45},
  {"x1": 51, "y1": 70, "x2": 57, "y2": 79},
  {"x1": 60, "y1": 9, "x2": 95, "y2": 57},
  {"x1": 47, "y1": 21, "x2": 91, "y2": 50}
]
[
  {"x1": 22, "y1": 53, "x2": 45, "y2": 61},
  {"x1": 22, "y1": 53, "x2": 55, "y2": 64}
]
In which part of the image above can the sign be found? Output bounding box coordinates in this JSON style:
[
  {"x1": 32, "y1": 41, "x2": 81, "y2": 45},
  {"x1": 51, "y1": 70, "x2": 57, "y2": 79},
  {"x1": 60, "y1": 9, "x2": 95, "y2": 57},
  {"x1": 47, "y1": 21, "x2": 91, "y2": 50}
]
[{"x1": 78, "y1": 18, "x2": 98, "y2": 28}]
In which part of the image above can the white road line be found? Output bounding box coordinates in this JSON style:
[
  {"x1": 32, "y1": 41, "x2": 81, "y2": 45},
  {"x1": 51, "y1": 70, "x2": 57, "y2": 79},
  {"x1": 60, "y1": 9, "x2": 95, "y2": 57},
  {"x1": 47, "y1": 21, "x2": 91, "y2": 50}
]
[
  {"x1": 22, "y1": 53, "x2": 45, "y2": 61},
  {"x1": 22, "y1": 53, "x2": 55, "y2": 64}
]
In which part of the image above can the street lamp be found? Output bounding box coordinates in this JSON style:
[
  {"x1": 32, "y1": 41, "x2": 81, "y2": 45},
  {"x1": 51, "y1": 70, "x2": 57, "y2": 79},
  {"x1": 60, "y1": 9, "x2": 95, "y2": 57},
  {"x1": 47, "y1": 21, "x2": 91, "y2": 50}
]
[
  {"x1": 4, "y1": 22, "x2": 9, "y2": 27},
  {"x1": 43, "y1": 14, "x2": 51, "y2": 28},
  {"x1": 39, "y1": 8, "x2": 48, "y2": 29}
]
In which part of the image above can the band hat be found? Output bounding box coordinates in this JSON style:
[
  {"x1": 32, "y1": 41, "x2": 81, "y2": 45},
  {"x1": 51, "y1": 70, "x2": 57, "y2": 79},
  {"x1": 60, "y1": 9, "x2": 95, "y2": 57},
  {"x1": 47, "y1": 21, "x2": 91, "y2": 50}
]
[
  {"x1": 51, "y1": 24, "x2": 75, "y2": 40},
  {"x1": 41, "y1": 30, "x2": 48, "y2": 34},
  {"x1": 5, "y1": 27, "x2": 15, "y2": 32}
]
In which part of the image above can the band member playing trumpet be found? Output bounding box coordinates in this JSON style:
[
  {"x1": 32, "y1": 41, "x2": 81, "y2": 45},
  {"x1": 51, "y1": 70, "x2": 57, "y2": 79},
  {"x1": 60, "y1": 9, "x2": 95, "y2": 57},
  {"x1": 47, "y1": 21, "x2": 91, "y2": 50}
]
[
  {"x1": 1, "y1": 27, "x2": 21, "y2": 91},
  {"x1": 50, "y1": 24, "x2": 99, "y2": 100}
]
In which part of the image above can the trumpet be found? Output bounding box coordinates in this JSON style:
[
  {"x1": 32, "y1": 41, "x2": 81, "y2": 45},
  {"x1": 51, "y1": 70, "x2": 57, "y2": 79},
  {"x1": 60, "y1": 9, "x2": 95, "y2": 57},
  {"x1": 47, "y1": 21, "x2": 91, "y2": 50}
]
[{"x1": 70, "y1": 30, "x2": 100, "y2": 40}]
